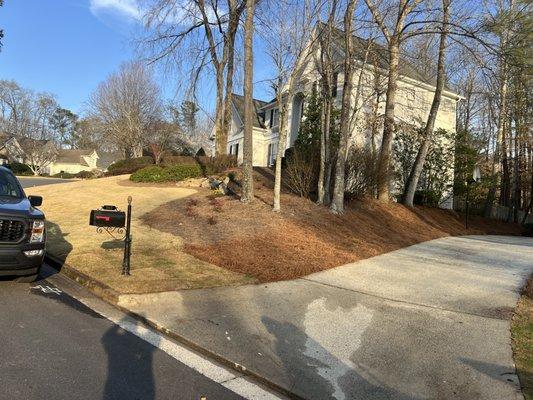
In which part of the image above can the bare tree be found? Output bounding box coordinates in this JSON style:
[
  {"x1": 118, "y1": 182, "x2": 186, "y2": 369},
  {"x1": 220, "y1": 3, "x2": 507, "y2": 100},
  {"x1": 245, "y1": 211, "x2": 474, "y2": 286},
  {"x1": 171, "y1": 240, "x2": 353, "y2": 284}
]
[
  {"x1": 316, "y1": 0, "x2": 339, "y2": 205},
  {"x1": 241, "y1": 0, "x2": 257, "y2": 203},
  {"x1": 142, "y1": 0, "x2": 246, "y2": 156},
  {"x1": 261, "y1": 0, "x2": 322, "y2": 211},
  {"x1": 0, "y1": 80, "x2": 59, "y2": 174},
  {"x1": 483, "y1": 0, "x2": 515, "y2": 216},
  {"x1": 330, "y1": 0, "x2": 358, "y2": 213},
  {"x1": 88, "y1": 62, "x2": 162, "y2": 159},
  {"x1": 146, "y1": 120, "x2": 178, "y2": 164},
  {"x1": 18, "y1": 138, "x2": 57, "y2": 176},
  {"x1": 363, "y1": 0, "x2": 424, "y2": 202},
  {"x1": 402, "y1": 0, "x2": 451, "y2": 207},
  {"x1": 0, "y1": 80, "x2": 36, "y2": 138}
]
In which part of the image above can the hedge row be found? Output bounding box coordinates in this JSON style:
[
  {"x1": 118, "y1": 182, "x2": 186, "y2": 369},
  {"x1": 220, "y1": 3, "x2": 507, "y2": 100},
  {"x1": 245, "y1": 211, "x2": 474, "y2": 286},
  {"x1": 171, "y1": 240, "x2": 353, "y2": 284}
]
[
  {"x1": 8, "y1": 162, "x2": 33, "y2": 175},
  {"x1": 130, "y1": 164, "x2": 203, "y2": 183},
  {"x1": 52, "y1": 170, "x2": 98, "y2": 179}
]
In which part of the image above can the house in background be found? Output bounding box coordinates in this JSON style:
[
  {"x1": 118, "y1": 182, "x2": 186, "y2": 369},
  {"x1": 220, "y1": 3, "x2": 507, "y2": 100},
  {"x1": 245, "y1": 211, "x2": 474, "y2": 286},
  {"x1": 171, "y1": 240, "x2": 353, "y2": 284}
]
[
  {"x1": 222, "y1": 30, "x2": 461, "y2": 167},
  {"x1": 223, "y1": 94, "x2": 272, "y2": 166},
  {"x1": 220, "y1": 25, "x2": 462, "y2": 208},
  {"x1": 44, "y1": 149, "x2": 99, "y2": 175},
  {"x1": 0, "y1": 135, "x2": 25, "y2": 165}
]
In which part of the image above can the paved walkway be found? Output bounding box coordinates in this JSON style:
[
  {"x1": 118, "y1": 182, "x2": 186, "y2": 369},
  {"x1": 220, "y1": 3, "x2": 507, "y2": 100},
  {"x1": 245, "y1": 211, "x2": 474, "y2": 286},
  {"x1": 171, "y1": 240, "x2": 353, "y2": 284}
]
[{"x1": 119, "y1": 235, "x2": 533, "y2": 400}]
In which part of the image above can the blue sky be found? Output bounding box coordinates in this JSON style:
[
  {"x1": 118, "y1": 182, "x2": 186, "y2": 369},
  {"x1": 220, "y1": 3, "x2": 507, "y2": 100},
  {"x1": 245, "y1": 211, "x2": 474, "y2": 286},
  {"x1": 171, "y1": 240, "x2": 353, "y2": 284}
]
[
  {"x1": 0, "y1": 0, "x2": 274, "y2": 117},
  {"x1": 0, "y1": 0, "x2": 145, "y2": 114}
]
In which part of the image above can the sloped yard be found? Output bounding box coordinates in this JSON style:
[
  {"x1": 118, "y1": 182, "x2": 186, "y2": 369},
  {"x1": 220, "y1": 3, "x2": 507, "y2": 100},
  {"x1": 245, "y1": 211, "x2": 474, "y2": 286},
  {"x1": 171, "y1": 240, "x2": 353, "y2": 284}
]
[
  {"x1": 26, "y1": 172, "x2": 522, "y2": 293},
  {"x1": 142, "y1": 175, "x2": 522, "y2": 282}
]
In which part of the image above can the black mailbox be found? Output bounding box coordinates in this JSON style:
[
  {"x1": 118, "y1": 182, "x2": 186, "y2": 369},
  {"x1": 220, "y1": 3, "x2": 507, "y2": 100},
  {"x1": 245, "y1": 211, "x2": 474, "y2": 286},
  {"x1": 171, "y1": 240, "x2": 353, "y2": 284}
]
[{"x1": 89, "y1": 208, "x2": 126, "y2": 228}]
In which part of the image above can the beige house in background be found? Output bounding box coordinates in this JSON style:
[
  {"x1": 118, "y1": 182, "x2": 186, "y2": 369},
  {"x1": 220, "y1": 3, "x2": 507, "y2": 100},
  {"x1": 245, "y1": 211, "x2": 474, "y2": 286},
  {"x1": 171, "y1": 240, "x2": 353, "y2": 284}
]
[{"x1": 45, "y1": 149, "x2": 99, "y2": 175}]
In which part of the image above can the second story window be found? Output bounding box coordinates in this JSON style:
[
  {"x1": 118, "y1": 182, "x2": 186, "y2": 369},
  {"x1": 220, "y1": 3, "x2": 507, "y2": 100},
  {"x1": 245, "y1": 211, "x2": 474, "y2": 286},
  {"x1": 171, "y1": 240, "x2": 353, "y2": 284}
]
[{"x1": 269, "y1": 108, "x2": 279, "y2": 128}]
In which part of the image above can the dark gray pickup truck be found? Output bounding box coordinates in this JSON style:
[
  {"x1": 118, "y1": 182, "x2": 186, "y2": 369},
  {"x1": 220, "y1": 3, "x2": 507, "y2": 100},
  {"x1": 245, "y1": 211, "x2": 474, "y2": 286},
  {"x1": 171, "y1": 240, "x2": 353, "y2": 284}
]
[{"x1": 0, "y1": 166, "x2": 45, "y2": 282}]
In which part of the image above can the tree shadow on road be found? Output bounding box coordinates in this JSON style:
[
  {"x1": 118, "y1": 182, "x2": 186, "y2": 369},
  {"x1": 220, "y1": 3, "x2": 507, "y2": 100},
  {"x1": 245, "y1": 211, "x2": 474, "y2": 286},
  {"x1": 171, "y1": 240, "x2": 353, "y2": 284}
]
[{"x1": 101, "y1": 318, "x2": 159, "y2": 400}]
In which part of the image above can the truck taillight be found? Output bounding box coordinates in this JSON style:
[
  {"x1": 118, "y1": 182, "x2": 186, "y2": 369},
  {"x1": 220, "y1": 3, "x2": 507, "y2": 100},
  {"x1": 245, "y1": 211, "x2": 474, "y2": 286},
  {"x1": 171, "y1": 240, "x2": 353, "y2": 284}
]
[{"x1": 30, "y1": 220, "x2": 45, "y2": 243}]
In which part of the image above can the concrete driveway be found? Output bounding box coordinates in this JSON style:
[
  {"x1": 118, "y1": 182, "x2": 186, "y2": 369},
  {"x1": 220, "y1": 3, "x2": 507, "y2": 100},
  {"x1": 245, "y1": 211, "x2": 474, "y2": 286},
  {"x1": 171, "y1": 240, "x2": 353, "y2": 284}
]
[{"x1": 119, "y1": 235, "x2": 533, "y2": 400}]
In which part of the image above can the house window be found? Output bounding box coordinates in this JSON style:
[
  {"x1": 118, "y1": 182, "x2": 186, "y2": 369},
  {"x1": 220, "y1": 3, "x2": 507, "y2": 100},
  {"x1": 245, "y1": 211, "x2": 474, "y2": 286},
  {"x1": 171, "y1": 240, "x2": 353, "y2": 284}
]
[
  {"x1": 267, "y1": 142, "x2": 278, "y2": 166},
  {"x1": 405, "y1": 88, "x2": 415, "y2": 106},
  {"x1": 234, "y1": 143, "x2": 239, "y2": 157},
  {"x1": 269, "y1": 108, "x2": 279, "y2": 128},
  {"x1": 332, "y1": 72, "x2": 339, "y2": 98}
]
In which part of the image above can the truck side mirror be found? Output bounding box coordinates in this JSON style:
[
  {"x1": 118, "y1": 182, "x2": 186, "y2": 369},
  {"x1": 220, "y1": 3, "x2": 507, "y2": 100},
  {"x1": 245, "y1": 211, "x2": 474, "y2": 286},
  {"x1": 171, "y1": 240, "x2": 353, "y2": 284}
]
[{"x1": 28, "y1": 195, "x2": 43, "y2": 207}]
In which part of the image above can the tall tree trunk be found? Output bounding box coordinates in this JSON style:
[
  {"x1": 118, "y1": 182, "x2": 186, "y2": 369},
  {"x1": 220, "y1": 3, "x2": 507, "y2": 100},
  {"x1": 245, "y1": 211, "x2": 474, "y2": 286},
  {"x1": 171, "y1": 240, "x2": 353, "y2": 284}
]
[
  {"x1": 522, "y1": 168, "x2": 533, "y2": 224},
  {"x1": 376, "y1": 38, "x2": 400, "y2": 202},
  {"x1": 330, "y1": 0, "x2": 357, "y2": 214},
  {"x1": 317, "y1": 1, "x2": 337, "y2": 205},
  {"x1": 222, "y1": 59, "x2": 235, "y2": 154},
  {"x1": 221, "y1": 15, "x2": 241, "y2": 153},
  {"x1": 273, "y1": 87, "x2": 291, "y2": 212},
  {"x1": 402, "y1": 0, "x2": 450, "y2": 207},
  {"x1": 484, "y1": 0, "x2": 513, "y2": 217},
  {"x1": 212, "y1": 65, "x2": 226, "y2": 155},
  {"x1": 318, "y1": 96, "x2": 332, "y2": 204},
  {"x1": 197, "y1": 0, "x2": 244, "y2": 156},
  {"x1": 500, "y1": 117, "x2": 511, "y2": 206},
  {"x1": 241, "y1": 0, "x2": 255, "y2": 203},
  {"x1": 484, "y1": 73, "x2": 508, "y2": 217}
]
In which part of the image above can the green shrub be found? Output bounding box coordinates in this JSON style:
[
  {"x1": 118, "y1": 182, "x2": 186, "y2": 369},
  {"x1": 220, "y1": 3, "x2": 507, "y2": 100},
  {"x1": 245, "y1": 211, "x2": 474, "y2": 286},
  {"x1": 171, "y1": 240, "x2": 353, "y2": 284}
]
[
  {"x1": 106, "y1": 156, "x2": 154, "y2": 176},
  {"x1": 52, "y1": 172, "x2": 76, "y2": 179},
  {"x1": 130, "y1": 164, "x2": 203, "y2": 183},
  {"x1": 9, "y1": 162, "x2": 33, "y2": 176},
  {"x1": 75, "y1": 170, "x2": 96, "y2": 179},
  {"x1": 164, "y1": 164, "x2": 203, "y2": 181}
]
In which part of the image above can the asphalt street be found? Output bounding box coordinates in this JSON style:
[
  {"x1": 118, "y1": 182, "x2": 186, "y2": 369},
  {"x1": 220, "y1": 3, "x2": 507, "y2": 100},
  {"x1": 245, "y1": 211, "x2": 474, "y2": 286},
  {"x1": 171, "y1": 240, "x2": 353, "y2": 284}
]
[
  {"x1": 0, "y1": 177, "x2": 276, "y2": 400},
  {"x1": 0, "y1": 268, "x2": 250, "y2": 400},
  {"x1": 18, "y1": 176, "x2": 74, "y2": 188}
]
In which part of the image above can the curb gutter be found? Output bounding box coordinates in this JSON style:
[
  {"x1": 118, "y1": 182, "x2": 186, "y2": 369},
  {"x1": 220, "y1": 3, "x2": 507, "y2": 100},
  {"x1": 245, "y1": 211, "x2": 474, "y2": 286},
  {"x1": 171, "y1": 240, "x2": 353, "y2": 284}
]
[{"x1": 44, "y1": 254, "x2": 302, "y2": 400}]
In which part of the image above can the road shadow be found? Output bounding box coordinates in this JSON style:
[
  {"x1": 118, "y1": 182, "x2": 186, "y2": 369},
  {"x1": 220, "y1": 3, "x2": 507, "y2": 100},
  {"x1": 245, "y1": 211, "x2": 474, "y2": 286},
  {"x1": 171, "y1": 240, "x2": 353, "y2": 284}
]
[{"x1": 101, "y1": 317, "x2": 159, "y2": 400}]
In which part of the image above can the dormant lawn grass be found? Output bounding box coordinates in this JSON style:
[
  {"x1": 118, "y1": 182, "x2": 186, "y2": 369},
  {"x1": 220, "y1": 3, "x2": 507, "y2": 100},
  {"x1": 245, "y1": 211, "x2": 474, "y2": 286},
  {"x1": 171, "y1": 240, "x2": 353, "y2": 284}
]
[{"x1": 24, "y1": 175, "x2": 255, "y2": 293}]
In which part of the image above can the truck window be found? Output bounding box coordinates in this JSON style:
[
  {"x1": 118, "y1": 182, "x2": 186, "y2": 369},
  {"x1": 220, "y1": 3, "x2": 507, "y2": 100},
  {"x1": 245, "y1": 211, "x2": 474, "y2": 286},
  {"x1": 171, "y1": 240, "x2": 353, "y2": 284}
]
[{"x1": 0, "y1": 170, "x2": 23, "y2": 198}]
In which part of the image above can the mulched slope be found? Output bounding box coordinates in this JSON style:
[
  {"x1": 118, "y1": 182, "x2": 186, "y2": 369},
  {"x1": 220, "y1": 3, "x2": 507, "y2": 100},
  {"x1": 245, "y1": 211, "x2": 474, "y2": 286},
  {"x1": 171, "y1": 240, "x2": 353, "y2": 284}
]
[{"x1": 141, "y1": 182, "x2": 522, "y2": 282}]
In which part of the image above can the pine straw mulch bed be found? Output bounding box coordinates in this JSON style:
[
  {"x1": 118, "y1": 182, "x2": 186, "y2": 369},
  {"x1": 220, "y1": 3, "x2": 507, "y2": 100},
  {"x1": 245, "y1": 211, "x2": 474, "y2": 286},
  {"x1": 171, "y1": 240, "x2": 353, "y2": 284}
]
[{"x1": 140, "y1": 178, "x2": 522, "y2": 283}]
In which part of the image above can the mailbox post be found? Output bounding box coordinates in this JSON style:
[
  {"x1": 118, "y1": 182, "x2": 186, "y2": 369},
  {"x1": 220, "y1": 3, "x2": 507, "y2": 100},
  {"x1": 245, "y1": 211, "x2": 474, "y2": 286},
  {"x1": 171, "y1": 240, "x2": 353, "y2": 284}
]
[
  {"x1": 122, "y1": 196, "x2": 132, "y2": 275},
  {"x1": 89, "y1": 196, "x2": 133, "y2": 276}
]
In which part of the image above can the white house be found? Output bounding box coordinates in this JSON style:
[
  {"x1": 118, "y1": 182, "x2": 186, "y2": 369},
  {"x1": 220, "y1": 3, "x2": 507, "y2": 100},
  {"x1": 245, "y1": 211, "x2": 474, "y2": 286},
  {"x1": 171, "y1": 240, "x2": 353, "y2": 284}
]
[{"x1": 219, "y1": 26, "x2": 462, "y2": 207}]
